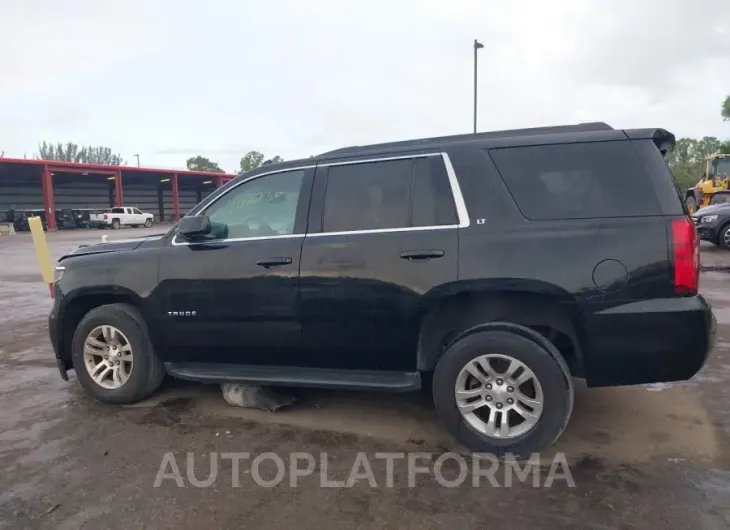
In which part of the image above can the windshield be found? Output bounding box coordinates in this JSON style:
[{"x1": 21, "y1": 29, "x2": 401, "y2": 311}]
[
  {"x1": 710, "y1": 193, "x2": 730, "y2": 205},
  {"x1": 709, "y1": 157, "x2": 730, "y2": 177}
]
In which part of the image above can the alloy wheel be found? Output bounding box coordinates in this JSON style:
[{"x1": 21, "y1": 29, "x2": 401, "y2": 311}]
[
  {"x1": 83, "y1": 325, "x2": 133, "y2": 389},
  {"x1": 454, "y1": 353, "x2": 544, "y2": 439}
]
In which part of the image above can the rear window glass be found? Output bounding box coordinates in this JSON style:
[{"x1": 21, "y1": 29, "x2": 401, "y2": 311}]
[{"x1": 489, "y1": 141, "x2": 660, "y2": 220}]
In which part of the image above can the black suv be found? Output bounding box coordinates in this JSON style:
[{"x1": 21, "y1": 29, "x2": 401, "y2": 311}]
[{"x1": 49, "y1": 123, "x2": 715, "y2": 455}]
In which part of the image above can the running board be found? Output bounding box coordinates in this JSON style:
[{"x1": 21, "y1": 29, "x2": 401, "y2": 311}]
[{"x1": 164, "y1": 362, "x2": 421, "y2": 392}]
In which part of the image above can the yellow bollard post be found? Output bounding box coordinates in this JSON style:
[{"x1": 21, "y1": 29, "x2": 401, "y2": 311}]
[{"x1": 28, "y1": 217, "x2": 55, "y2": 298}]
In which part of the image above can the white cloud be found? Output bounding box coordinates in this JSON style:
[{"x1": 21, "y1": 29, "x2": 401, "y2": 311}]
[{"x1": 0, "y1": 0, "x2": 728, "y2": 173}]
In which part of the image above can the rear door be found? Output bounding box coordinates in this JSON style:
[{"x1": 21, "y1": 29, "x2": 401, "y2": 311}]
[{"x1": 298, "y1": 153, "x2": 463, "y2": 371}]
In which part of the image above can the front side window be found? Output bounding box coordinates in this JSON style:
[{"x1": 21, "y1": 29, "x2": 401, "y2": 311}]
[
  {"x1": 322, "y1": 159, "x2": 413, "y2": 232},
  {"x1": 133, "y1": 208, "x2": 143, "y2": 215},
  {"x1": 202, "y1": 170, "x2": 305, "y2": 239}
]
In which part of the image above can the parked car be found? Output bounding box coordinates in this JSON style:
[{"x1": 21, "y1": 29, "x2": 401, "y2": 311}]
[
  {"x1": 692, "y1": 191, "x2": 730, "y2": 249},
  {"x1": 49, "y1": 122, "x2": 716, "y2": 456},
  {"x1": 89, "y1": 207, "x2": 154, "y2": 229}
]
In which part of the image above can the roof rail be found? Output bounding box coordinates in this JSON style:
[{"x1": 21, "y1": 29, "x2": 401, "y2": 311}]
[{"x1": 318, "y1": 122, "x2": 613, "y2": 157}]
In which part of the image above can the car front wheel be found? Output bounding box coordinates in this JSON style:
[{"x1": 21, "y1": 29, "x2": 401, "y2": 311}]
[
  {"x1": 144, "y1": 219, "x2": 153, "y2": 228},
  {"x1": 432, "y1": 325, "x2": 573, "y2": 457},
  {"x1": 719, "y1": 223, "x2": 730, "y2": 250},
  {"x1": 71, "y1": 303, "x2": 165, "y2": 404},
  {"x1": 686, "y1": 196, "x2": 698, "y2": 215}
]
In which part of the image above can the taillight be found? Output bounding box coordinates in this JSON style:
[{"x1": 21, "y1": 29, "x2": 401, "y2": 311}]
[
  {"x1": 104, "y1": 214, "x2": 108, "y2": 220},
  {"x1": 671, "y1": 217, "x2": 699, "y2": 295}
]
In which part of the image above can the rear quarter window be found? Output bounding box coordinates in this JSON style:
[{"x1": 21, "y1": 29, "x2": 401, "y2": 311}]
[{"x1": 488, "y1": 141, "x2": 661, "y2": 220}]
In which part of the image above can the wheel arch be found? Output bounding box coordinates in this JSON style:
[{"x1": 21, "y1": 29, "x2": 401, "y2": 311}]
[
  {"x1": 57, "y1": 287, "x2": 145, "y2": 369},
  {"x1": 416, "y1": 281, "x2": 585, "y2": 376}
]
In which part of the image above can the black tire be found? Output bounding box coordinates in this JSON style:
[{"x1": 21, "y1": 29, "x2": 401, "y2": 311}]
[
  {"x1": 686, "y1": 195, "x2": 698, "y2": 215},
  {"x1": 432, "y1": 325, "x2": 573, "y2": 457},
  {"x1": 71, "y1": 303, "x2": 165, "y2": 404},
  {"x1": 719, "y1": 222, "x2": 730, "y2": 250},
  {"x1": 144, "y1": 219, "x2": 153, "y2": 228},
  {"x1": 111, "y1": 219, "x2": 120, "y2": 229}
]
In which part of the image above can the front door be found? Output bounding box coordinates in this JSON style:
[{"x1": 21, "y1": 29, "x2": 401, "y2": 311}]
[
  {"x1": 299, "y1": 154, "x2": 460, "y2": 371},
  {"x1": 132, "y1": 207, "x2": 145, "y2": 225},
  {"x1": 155, "y1": 167, "x2": 314, "y2": 365}
]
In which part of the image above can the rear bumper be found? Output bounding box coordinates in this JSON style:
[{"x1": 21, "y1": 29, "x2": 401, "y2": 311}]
[{"x1": 584, "y1": 295, "x2": 715, "y2": 387}]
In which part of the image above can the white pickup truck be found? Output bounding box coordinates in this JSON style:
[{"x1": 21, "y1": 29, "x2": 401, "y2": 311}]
[{"x1": 89, "y1": 207, "x2": 154, "y2": 229}]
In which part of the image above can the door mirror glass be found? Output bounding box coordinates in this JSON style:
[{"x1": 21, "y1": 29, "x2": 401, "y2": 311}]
[{"x1": 178, "y1": 215, "x2": 212, "y2": 239}]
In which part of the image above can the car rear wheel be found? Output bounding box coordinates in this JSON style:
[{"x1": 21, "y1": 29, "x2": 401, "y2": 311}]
[
  {"x1": 111, "y1": 219, "x2": 120, "y2": 229},
  {"x1": 432, "y1": 325, "x2": 573, "y2": 457},
  {"x1": 71, "y1": 303, "x2": 165, "y2": 404},
  {"x1": 144, "y1": 219, "x2": 153, "y2": 228}
]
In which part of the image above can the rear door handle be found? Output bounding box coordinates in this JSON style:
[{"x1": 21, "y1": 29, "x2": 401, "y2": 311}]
[
  {"x1": 400, "y1": 249, "x2": 445, "y2": 261},
  {"x1": 256, "y1": 257, "x2": 293, "y2": 268}
]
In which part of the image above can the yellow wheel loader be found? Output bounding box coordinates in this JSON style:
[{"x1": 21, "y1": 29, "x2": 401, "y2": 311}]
[{"x1": 685, "y1": 154, "x2": 730, "y2": 214}]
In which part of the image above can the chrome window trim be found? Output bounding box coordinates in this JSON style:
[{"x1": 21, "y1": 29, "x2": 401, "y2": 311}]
[
  {"x1": 317, "y1": 152, "x2": 441, "y2": 167},
  {"x1": 172, "y1": 233, "x2": 304, "y2": 247},
  {"x1": 307, "y1": 224, "x2": 457, "y2": 238},
  {"x1": 441, "y1": 152, "x2": 471, "y2": 228},
  {"x1": 170, "y1": 152, "x2": 470, "y2": 246}
]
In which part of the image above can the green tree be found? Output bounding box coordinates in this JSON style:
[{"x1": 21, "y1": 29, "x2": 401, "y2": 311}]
[
  {"x1": 666, "y1": 136, "x2": 724, "y2": 189},
  {"x1": 262, "y1": 155, "x2": 284, "y2": 165},
  {"x1": 186, "y1": 155, "x2": 225, "y2": 173},
  {"x1": 36, "y1": 141, "x2": 124, "y2": 165},
  {"x1": 239, "y1": 150, "x2": 265, "y2": 172},
  {"x1": 36, "y1": 141, "x2": 83, "y2": 162},
  {"x1": 82, "y1": 146, "x2": 123, "y2": 165},
  {"x1": 722, "y1": 94, "x2": 730, "y2": 121}
]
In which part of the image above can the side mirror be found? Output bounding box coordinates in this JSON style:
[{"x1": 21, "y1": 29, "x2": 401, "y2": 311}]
[{"x1": 177, "y1": 215, "x2": 211, "y2": 239}]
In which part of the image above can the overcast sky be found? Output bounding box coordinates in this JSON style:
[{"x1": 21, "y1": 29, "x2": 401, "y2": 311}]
[{"x1": 1, "y1": 0, "x2": 729, "y2": 173}]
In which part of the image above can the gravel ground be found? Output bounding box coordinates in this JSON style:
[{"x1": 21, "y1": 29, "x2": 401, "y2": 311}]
[{"x1": 0, "y1": 228, "x2": 729, "y2": 529}]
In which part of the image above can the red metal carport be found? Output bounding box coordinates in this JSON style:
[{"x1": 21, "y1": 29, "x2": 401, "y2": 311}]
[{"x1": 0, "y1": 158, "x2": 235, "y2": 230}]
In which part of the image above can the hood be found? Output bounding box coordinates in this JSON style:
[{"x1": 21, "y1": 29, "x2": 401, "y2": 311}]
[
  {"x1": 58, "y1": 234, "x2": 164, "y2": 262},
  {"x1": 693, "y1": 203, "x2": 730, "y2": 218}
]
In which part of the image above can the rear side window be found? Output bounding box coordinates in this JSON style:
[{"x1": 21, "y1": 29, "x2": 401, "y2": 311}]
[
  {"x1": 111, "y1": 207, "x2": 124, "y2": 214},
  {"x1": 489, "y1": 141, "x2": 660, "y2": 220},
  {"x1": 323, "y1": 159, "x2": 412, "y2": 232},
  {"x1": 412, "y1": 157, "x2": 458, "y2": 227}
]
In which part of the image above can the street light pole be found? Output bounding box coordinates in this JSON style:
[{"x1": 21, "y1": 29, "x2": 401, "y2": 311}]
[
  {"x1": 133, "y1": 154, "x2": 140, "y2": 167},
  {"x1": 473, "y1": 39, "x2": 484, "y2": 134}
]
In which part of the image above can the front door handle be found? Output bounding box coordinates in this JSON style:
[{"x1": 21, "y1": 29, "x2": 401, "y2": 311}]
[
  {"x1": 400, "y1": 249, "x2": 445, "y2": 261},
  {"x1": 256, "y1": 257, "x2": 293, "y2": 268}
]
